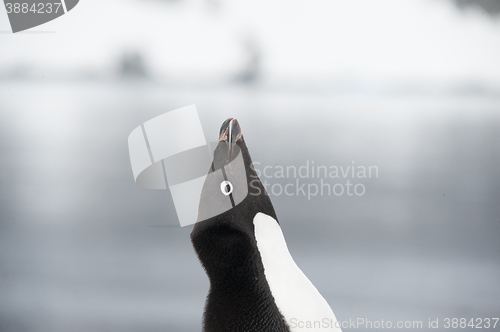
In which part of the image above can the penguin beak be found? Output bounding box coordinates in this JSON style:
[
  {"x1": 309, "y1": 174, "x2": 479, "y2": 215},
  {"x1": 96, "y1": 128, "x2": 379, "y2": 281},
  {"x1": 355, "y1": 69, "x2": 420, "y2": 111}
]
[{"x1": 219, "y1": 118, "x2": 242, "y2": 165}]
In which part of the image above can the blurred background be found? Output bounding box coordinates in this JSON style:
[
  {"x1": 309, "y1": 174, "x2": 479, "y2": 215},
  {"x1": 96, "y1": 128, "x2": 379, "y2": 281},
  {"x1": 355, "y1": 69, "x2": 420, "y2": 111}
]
[{"x1": 1, "y1": 0, "x2": 499, "y2": 331}]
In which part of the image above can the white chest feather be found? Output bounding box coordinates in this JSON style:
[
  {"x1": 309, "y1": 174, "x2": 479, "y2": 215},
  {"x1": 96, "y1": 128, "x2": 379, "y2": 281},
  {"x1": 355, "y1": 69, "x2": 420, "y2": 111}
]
[{"x1": 253, "y1": 212, "x2": 342, "y2": 332}]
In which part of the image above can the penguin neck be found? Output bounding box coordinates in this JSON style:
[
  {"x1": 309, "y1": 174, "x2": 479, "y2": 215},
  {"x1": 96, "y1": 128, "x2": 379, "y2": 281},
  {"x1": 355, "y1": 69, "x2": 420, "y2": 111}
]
[
  {"x1": 201, "y1": 226, "x2": 264, "y2": 293},
  {"x1": 191, "y1": 200, "x2": 274, "y2": 292},
  {"x1": 192, "y1": 209, "x2": 290, "y2": 332}
]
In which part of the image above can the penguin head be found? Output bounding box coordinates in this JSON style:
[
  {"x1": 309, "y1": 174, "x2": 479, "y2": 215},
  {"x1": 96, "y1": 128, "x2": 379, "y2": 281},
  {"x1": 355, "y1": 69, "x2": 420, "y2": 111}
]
[{"x1": 190, "y1": 118, "x2": 277, "y2": 285}]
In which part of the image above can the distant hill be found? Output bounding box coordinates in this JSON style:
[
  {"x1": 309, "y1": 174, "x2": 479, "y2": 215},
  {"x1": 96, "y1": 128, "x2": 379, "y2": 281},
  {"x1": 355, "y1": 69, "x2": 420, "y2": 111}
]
[{"x1": 451, "y1": 0, "x2": 500, "y2": 15}]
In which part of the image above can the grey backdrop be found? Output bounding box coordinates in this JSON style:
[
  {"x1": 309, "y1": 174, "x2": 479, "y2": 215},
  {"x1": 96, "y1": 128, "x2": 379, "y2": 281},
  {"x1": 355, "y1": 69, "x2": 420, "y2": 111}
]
[
  {"x1": 1, "y1": 0, "x2": 500, "y2": 331},
  {"x1": 1, "y1": 81, "x2": 499, "y2": 331}
]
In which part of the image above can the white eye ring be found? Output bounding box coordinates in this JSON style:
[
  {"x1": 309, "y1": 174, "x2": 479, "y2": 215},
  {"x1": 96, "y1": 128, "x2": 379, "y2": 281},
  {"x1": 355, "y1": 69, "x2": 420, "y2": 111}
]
[{"x1": 220, "y1": 180, "x2": 233, "y2": 196}]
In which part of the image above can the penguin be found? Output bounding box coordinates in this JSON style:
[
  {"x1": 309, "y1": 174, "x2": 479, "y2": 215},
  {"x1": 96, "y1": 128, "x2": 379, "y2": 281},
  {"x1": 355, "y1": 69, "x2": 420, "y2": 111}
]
[{"x1": 191, "y1": 118, "x2": 342, "y2": 332}]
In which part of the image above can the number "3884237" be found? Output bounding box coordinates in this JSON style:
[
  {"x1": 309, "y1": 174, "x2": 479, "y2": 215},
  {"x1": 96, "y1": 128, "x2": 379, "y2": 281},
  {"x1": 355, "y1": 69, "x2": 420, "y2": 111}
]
[{"x1": 5, "y1": 3, "x2": 62, "y2": 14}]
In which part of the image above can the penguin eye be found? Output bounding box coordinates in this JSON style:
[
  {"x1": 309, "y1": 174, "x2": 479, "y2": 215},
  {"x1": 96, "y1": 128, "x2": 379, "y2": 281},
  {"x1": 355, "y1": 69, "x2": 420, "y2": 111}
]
[{"x1": 220, "y1": 180, "x2": 233, "y2": 196}]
